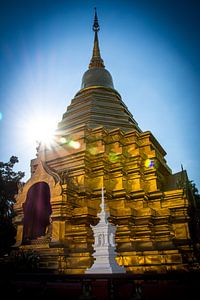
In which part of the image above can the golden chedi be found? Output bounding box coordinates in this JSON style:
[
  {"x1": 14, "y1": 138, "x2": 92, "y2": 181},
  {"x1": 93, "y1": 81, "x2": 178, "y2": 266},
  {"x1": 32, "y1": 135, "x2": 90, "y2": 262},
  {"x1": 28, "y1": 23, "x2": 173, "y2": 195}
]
[{"x1": 14, "y1": 9, "x2": 200, "y2": 274}]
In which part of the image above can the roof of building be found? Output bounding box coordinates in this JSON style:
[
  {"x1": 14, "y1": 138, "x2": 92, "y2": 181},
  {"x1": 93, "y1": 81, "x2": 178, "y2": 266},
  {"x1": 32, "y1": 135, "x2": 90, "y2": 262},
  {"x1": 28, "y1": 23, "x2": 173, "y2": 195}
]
[{"x1": 163, "y1": 170, "x2": 188, "y2": 191}]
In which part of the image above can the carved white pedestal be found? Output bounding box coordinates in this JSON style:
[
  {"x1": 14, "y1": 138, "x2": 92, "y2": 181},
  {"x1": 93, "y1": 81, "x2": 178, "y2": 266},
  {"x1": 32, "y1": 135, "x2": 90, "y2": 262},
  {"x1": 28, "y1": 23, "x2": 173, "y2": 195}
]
[{"x1": 85, "y1": 188, "x2": 125, "y2": 274}]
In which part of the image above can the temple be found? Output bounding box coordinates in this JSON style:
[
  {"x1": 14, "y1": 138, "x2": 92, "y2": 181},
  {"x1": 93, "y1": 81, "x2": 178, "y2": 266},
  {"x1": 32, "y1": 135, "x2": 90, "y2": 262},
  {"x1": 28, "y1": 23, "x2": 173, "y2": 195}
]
[{"x1": 14, "y1": 9, "x2": 200, "y2": 274}]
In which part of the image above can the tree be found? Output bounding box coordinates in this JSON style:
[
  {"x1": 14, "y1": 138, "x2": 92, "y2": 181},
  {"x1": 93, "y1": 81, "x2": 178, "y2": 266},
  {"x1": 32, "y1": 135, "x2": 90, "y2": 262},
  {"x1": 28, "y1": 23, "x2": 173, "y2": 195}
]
[
  {"x1": 0, "y1": 156, "x2": 24, "y2": 256},
  {"x1": 188, "y1": 180, "x2": 200, "y2": 209}
]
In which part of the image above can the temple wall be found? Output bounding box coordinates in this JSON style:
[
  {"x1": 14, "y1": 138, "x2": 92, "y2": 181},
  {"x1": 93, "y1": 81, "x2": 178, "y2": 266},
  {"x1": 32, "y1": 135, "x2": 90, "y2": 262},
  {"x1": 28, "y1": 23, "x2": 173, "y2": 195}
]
[{"x1": 13, "y1": 125, "x2": 197, "y2": 273}]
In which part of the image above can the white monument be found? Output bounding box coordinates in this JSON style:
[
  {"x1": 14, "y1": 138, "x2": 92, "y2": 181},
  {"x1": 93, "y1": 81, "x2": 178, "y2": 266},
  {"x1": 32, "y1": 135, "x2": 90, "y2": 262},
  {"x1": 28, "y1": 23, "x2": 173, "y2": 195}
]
[{"x1": 85, "y1": 187, "x2": 126, "y2": 273}]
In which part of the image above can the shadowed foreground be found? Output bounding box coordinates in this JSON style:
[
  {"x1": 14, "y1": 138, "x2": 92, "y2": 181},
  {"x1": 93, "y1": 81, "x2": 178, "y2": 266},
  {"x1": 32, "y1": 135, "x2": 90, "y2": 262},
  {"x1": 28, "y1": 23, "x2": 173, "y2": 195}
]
[{"x1": 0, "y1": 271, "x2": 200, "y2": 300}]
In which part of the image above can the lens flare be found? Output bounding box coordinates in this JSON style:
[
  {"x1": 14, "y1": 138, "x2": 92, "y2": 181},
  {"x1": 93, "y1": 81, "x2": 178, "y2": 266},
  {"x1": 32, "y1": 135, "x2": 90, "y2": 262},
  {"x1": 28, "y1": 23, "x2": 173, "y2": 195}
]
[
  {"x1": 0, "y1": 112, "x2": 2, "y2": 121},
  {"x1": 60, "y1": 137, "x2": 66, "y2": 144},
  {"x1": 88, "y1": 146, "x2": 98, "y2": 155},
  {"x1": 68, "y1": 140, "x2": 80, "y2": 149},
  {"x1": 145, "y1": 159, "x2": 154, "y2": 168},
  {"x1": 108, "y1": 152, "x2": 118, "y2": 163},
  {"x1": 60, "y1": 137, "x2": 80, "y2": 149}
]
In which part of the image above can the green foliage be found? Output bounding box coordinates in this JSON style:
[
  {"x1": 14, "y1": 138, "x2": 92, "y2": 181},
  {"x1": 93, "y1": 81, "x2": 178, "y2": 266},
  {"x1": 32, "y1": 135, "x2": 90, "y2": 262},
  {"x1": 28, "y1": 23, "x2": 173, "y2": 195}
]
[
  {"x1": 0, "y1": 156, "x2": 24, "y2": 256},
  {"x1": 0, "y1": 249, "x2": 40, "y2": 274},
  {"x1": 10, "y1": 249, "x2": 40, "y2": 272},
  {"x1": 189, "y1": 180, "x2": 200, "y2": 208}
]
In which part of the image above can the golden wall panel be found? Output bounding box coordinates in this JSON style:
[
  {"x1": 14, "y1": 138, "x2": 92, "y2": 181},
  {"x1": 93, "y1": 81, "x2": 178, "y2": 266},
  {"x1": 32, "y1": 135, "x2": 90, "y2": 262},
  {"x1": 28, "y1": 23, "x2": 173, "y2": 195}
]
[
  {"x1": 14, "y1": 123, "x2": 198, "y2": 274},
  {"x1": 172, "y1": 223, "x2": 190, "y2": 239}
]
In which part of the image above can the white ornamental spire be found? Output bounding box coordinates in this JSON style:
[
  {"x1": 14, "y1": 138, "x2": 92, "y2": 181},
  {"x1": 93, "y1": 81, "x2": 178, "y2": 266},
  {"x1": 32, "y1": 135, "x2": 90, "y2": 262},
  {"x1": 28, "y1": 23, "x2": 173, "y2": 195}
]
[
  {"x1": 98, "y1": 186, "x2": 109, "y2": 224},
  {"x1": 101, "y1": 186, "x2": 105, "y2": 208},
  {"x1": 85, "y1": 185, "x2": 126, "y2": 274}
]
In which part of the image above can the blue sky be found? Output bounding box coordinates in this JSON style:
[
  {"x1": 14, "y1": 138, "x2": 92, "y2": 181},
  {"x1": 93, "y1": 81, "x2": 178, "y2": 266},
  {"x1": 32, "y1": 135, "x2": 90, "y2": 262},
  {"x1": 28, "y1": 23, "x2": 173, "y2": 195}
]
[{"x1": 0, "y1": 0, "x2": 200, "y2": 189}]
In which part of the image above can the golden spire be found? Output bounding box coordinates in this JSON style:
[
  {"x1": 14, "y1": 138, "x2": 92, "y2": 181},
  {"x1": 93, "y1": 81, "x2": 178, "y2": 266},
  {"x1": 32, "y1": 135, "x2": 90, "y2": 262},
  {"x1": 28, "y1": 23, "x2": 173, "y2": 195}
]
[{"x1": 89, "y1": 8, "x2": 105, "y2": 69}]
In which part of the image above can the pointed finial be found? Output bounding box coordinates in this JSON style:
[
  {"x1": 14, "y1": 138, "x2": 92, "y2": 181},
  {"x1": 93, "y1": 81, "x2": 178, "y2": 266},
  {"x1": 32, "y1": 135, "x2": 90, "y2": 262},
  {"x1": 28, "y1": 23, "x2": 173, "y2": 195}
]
[
  {"x1": 93, "y1": 7, "x2": 100, "y2": 32},
  {"x1": 89, "y1": 8, "x2": 105, "y2": 69},
  {"x1": 101, "y1": 186, "x2": 105, "y2": 210},
  {"x1": 98, "y1": 185, "x2": 109, "y2": 224}
]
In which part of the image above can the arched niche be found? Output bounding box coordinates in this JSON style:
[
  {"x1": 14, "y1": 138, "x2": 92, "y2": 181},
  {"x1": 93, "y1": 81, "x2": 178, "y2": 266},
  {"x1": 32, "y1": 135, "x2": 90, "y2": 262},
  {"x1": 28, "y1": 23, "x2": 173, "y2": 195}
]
[
  {"x1": 22, "y1": 181, "x2": 51, "y2": 243},
  {"x1": 15, "y1": 160, "x2": 63, "y2": 245}
]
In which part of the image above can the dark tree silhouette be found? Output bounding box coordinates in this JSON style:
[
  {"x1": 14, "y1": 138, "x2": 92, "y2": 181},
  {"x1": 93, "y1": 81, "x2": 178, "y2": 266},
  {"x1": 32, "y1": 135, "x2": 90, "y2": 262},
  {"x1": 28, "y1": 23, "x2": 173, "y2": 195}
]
[
  {"x1": 189, "y1": 181, "x2": 200, "y2": 208},
  {"x1": 0, "y1": 156, "x2": 24, "y2": 256}
]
